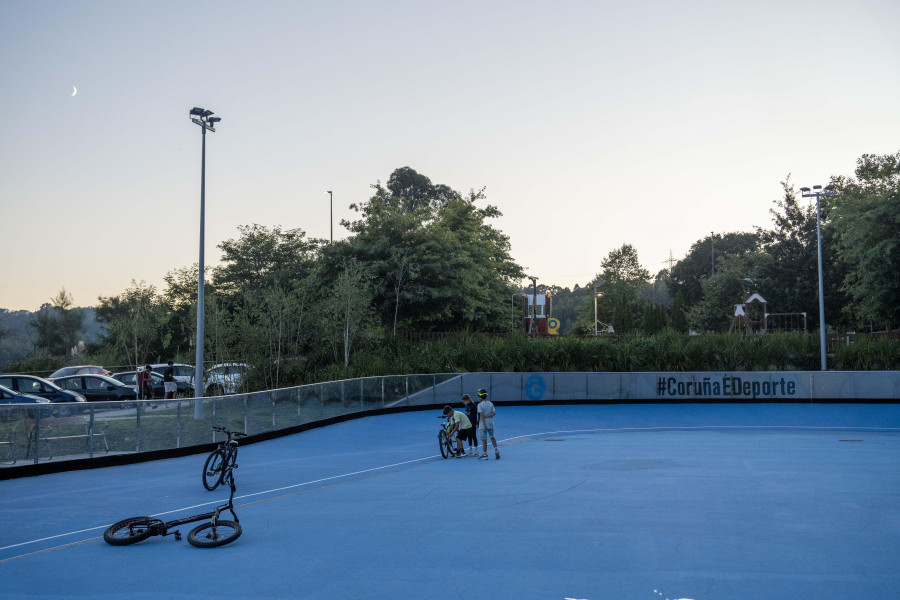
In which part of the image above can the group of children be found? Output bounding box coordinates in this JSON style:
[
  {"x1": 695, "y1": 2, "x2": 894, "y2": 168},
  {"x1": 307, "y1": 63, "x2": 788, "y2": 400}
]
[{"x1": 442, "y1": 388, "x2": 500, "y2": 460}]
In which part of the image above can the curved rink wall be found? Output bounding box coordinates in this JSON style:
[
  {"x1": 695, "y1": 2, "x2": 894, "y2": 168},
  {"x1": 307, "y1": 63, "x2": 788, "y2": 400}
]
[{"x1": 1, "y1": 370, "x2": 897, "y2": 478}]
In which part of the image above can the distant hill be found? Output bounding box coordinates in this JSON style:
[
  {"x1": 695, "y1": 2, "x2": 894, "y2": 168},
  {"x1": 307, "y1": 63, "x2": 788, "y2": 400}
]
[{"x1": 0, "y1": 307, "x2": 104, "y2": 368}]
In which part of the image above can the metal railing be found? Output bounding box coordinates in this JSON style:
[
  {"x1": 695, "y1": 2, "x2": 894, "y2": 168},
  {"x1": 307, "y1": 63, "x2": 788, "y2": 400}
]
[{"x1": 2, "y1": 370, "x2": 898, "y2": 468}]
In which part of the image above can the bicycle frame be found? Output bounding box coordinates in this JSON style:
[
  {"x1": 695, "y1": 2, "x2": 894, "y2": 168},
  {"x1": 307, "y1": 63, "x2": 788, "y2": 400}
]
[
  {"x1": 164, "y1": 472, "x2": 239, "y2": 538},
  {"x1": 204, "y1": 426, "x2": 246, "y2": 491}
]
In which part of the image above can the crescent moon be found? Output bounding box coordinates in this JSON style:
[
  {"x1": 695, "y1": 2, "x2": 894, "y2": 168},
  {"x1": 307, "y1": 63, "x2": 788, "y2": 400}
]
[{"x1": 72, "y1": 86, "x2": 77, "y2": 97}]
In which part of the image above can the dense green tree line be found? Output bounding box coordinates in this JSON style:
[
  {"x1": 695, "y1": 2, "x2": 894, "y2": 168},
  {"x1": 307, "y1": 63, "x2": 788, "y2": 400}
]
[
  {"x1": 5, "y1": 154, "x2": 898, "y2": 383},
  {"x1": 549, "y1": 151, "x2": 899, "y2": 337}
]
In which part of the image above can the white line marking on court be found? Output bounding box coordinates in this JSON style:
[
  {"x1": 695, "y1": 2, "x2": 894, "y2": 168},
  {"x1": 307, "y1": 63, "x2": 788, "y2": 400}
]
[
  {"x1": 3, "y1": 423, "x2": 896, "y2": 557},
  {"x1": 0, "y1": 454, "x2": 442, "y2": 555}
]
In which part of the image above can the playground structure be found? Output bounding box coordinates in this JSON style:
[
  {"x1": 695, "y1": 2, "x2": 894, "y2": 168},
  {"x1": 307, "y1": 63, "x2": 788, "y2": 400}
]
[
  {"x1": 518, "y1": 291, "x2": 552, "y2": 335},
  {"x1": 767, "y1": 312, "x2": 808, "y2": 333},
  {"x1": 729, "y1": 293, "x2": 767, "y2": 335},
  {"x1": 729, "y1": 292, "x2": 811, "y2": 335}
]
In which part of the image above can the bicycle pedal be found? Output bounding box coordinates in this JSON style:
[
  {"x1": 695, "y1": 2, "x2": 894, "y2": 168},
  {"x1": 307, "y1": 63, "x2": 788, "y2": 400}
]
[{"x1": 173, "y1": 531, "x2": 182, "y2": 541}]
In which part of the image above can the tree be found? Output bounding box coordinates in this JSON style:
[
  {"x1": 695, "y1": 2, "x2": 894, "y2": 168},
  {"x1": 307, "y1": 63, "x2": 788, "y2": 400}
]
[
  {"x1": 382, "y1": 166, "x2": 460, "y2": 213},
  {"x1": 28, "y1": 289, "x2": 84, "y2": 358},
  {"x1": 670, "y1": 232, "x2": 759, "y2": 308},
  {"x1": 670, "y1": 290, "x2": 688, "y2": 333},
  {"x1": 598, "y1": 244, "x2": 650, "y2": 334},
  {"x1": 314, "y1": 259, "x2": 375, "y2": 367},
  {"x1": 830, "y1": 152, "x2": 900, "y2": 326},
  {"x1": 757, "y1": 177, "x2": 848, "y2": 328},
  {"x1": 96, "y1": 281, "x2": 165, "y2": 366},
  {"x1": 688, "y1": 253, "x2": 773, "y2": 333},
  {"x1": 214, "y1": 224, "x2": 320, "y2": 297},
  {"x1": 339, "y1": 168, "x2": 524, "y2": 332}
]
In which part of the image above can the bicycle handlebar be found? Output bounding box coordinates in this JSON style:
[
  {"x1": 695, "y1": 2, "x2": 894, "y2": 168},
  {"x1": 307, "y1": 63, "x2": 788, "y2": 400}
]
[{"x1": 212, "y1": 426, "x2": 247, "y2": 437}]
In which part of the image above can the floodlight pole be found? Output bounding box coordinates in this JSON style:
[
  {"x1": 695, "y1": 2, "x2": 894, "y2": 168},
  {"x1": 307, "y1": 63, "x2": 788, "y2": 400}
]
[
  {"x1": 326, "y1": 191, "x2": 333, "y2": 243},
  {"x1": 593, "y1": 279, "x2": 604, "y2": 336},
  {"x1": 190, "y1": 107, "x2": 220, "y2": 418},
  {"x1": 800, "y1": 184, "x2": 835, "y2": 371}
]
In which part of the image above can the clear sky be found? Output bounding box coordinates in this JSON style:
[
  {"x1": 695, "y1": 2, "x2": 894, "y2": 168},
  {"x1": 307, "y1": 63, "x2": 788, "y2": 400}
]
[{"x1": 1, "y1": 0, "x2": 898, "y2": 312}]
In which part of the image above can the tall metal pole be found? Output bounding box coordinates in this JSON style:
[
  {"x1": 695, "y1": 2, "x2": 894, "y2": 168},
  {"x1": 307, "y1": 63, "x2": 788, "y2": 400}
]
[
  {"x1": 594, "y1": 285, "x2": 598, "y2": 337},
  {"x1": 189, "y1": 107, "x2": 219, "y2": 415},
  {"x1": 327, "y1": 191, "x2": 333, "y2": 243},
  {"x1": 814, "y1": 194, "x2": 826, "y2": 371},
  {"x1": 194, "y1": 125, "x2": 206, "y2": 418},
  {"x1": 801, "y1": 185, "x2": 834, "y2": 372},
  {"x1": 711, "y1": 232, "x2": 715, "y2": 276}
]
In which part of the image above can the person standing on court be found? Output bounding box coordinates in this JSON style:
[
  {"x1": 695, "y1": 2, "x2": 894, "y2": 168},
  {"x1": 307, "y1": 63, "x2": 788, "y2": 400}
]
[
  {"x1": 462, "y1": 394, "x2": 479, "y2": 456},
  {"x1": 163, "y1": 360, "x2": 178, "y2": 399},
  {"x1": 476, "y1": 388, "x2": 500, "y2": 460}
]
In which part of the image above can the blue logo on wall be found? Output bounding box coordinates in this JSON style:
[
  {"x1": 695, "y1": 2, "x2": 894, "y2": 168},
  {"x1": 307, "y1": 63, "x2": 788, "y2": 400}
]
[{"x1": 525, "y1": 374, "x2": 546, "y2": 400}]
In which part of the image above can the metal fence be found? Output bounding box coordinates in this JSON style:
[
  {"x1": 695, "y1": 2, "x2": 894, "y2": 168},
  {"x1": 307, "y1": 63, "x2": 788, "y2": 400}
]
[
  {"x1": 2, "y1": 370, "x2": 898, "y2": 468},
  {"x1": 0, "y1": 374, "x2": 467, "y2": 467}
]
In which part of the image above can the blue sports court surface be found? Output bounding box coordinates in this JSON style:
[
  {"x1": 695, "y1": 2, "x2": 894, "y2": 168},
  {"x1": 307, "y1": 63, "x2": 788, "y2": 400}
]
[{"x1": 1, "y1": 403, "x2": 899, "y2": 600}]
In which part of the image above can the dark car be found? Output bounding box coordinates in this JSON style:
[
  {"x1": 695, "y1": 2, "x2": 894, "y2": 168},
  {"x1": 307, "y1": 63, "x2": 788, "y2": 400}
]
[
  {"x1": 111, "y1": 371, "x2": 193, "y2": 398},
  {"x1": 51, "y1": 375, "x2": 137, "y2": 402},
  {"x1": 0, "y1": 374, "x2": 87, "y2": 403},
  {"x1": 48, "y1": 365, "x2": 111, "y2": 379},
  {"x1": 0, "y1": 384, "x2": 51, "y2": 404}
]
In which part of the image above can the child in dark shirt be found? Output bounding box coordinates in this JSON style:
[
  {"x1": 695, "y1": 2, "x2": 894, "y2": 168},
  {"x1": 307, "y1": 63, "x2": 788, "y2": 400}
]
[{"x1": 461, "y1": 394, "x2": 479, "y2": 456}]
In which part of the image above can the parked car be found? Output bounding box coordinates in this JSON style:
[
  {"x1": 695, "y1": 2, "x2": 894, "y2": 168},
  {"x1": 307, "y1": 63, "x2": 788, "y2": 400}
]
[
  {"x1": 150, "y1": 363, "x2": 196, "y2": 387},
  {"x1": 204, "y1": 362, "x2": 249, "y2": 396},
  {"x1": 48, "y1": 365, "x2": 110, "y2": 379},
  {"x1": 50, "y1": 375, "x2": 137, "y2": 402},
  {"x1": 0, "y1": 384, "x2": 51, "y2": 404},
  {"x1": 0, "y1": 374, "x2": 86, "y2": 403},
  {"x1": 111, "y1": 371, "x2": 193, "y2": 398}
]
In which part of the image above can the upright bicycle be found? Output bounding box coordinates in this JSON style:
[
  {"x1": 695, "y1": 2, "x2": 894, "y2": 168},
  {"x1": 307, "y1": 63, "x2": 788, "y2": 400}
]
[
  {"x1": 438, "y1": 415, "x2": 462, "y2": 459},
  {"x1": 104, "y1": 447, "x2": 242, "y2": 548},
  {"x1": 203, "y1": 426, "x2": 246, "y2": 490}
]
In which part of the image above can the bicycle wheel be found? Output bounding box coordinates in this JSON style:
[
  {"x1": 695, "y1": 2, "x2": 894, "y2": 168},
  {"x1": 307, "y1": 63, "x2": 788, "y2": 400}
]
[
  {"x1": 104, "y1": 516, "x2": 155, "y2": 546},
  {"x1": 439, "y1": 430, "x2": 452, "y2": 459},
  {"x1": 202, "y1": 449, "x2": 227, "y2": 490},
  {"x1": 187, "y1": 520, "x2": 242, "y2": 548}
]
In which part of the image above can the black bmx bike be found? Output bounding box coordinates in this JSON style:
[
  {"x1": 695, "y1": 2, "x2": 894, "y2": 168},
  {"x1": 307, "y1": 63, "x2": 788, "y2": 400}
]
[
  {"x1": 203, "y1": 426, "x2": 246, "y2": 491},
  {"x1": 438, "y1": 416, "x2": 462, "y2": 459},
  {"x1": 104, "y1": 453, "x2": 242, "y2": 548}
]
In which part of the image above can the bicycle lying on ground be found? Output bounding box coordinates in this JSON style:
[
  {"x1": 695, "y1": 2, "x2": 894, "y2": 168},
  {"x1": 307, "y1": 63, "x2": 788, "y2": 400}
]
[
  {"x1": 104, "y1": 441, "x2": 242, "y2": 548},
  {"x1": 203, "y1": 426, "x2": 247, "y2": 491},
  {"x1": 438, "y1": 415, "x2": 462, "y2": 459}
]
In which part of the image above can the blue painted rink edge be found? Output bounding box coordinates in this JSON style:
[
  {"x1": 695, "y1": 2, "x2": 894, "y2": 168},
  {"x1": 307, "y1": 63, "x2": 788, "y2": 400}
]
[{"x1": 1, "y1": 403, "x2": 899, "y2": 600}]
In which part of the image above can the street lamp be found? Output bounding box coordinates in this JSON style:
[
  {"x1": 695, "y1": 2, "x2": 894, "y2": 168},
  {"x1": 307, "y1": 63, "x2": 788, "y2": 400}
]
[
  {"x1": 326, "y1": 191, "x2": 333, "y2": 243},
  {"x1": 511, "y1": 293, "x2": 522, "y2": 332},
  {"x1": 593, "y1": 279, "x2": 605, "y2": 336},
  {"x1": 190, "y1": 107, "x2": 220, "y2": 413},
  {"x1": 800, "y1": 184, "x2": 835, "y2": 371}
]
